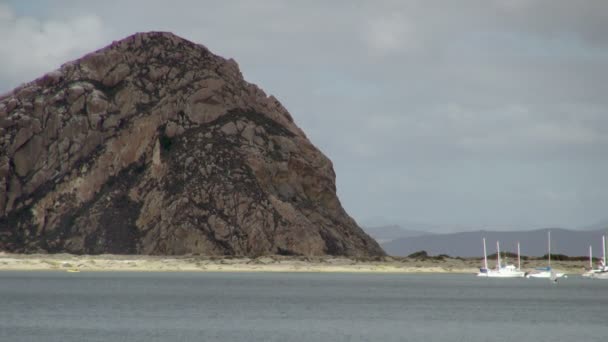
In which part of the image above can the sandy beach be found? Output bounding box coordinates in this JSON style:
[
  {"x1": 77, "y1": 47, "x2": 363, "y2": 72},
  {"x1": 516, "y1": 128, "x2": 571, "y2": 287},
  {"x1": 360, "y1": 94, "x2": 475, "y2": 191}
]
[{"x1": 0, "y1": 253, "x2": 591, "y2": 275}]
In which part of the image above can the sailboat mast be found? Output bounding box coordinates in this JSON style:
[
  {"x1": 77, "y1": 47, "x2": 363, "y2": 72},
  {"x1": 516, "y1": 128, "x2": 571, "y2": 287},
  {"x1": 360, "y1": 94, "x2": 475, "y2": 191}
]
[
  {"x1": 483, "y1": 238, "x2": 488, "y2": 270},
  {"x1": 603, "y1": 235, "x2": 606, "y2": 268},
  {"x1": 548, "y1": 231, "x2": 551, "y2": 268},
  {"x1": 517, "y1": 241, "x2": 521, "y2": 270},
  {"x1": 496, "y1": 241, "x2": 501, "y2": 269}
]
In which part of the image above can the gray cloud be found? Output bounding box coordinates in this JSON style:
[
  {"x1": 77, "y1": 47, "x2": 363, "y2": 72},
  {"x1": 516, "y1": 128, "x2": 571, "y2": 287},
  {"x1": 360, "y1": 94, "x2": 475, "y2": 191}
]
[
  {"x1": 0, "y1": 3, "x2": 106, "y2": 92},
  {"x1": 1, "y1": 0, "x2": 607, "y2": 230}
]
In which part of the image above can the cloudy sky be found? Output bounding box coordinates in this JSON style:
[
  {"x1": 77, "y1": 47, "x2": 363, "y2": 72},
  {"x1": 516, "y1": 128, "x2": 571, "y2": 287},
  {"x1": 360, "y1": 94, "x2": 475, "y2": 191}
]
[{"x1": 1, "y1": 0, "x2": 607, "y2": 231}]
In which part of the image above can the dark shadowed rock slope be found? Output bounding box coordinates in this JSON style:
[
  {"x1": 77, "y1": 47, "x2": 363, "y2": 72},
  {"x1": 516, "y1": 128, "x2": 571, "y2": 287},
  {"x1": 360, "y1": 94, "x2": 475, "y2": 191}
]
[{"x1": 0, "y1": 32, "x2": 384, "y2": 257}]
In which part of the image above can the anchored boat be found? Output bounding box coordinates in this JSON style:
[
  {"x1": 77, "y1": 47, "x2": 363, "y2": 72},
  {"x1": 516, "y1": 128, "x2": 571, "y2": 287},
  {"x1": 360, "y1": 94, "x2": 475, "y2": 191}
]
[
  {"x1": 583, "y1": 235, "x2": 608, "y2": 279},
  {"x1": 477, "y1": 238, "x2": 525, "y2": 278},
  {"x1": 526, "y1": 231, "x2": 565, "y2": 279}
]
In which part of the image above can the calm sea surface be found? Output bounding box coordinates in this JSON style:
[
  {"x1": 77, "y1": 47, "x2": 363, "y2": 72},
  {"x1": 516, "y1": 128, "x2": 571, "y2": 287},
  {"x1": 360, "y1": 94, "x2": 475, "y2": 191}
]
[{"x1": 1, "y1": 271, "x2": 606, "y2": 342}]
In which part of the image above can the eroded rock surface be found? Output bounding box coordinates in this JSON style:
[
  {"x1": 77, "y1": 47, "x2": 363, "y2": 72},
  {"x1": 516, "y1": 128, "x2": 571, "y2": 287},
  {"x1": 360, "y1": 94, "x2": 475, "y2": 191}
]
[{"x1": 0, "y1": 32, "x2": 384, "y2": 257}]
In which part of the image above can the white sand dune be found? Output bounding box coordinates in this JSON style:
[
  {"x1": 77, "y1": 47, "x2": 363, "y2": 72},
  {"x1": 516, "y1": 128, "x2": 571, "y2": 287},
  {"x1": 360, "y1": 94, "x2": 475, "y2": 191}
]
[{"x1": 0, "y1": 253, "x2": 587, "y2": 275}]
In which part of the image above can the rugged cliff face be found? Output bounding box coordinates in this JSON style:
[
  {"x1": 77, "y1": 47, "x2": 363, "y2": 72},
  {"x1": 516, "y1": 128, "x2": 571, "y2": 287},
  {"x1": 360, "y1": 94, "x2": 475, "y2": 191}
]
[{"x1": 0, "y1": 32, "x2": 384, "y2": 257}]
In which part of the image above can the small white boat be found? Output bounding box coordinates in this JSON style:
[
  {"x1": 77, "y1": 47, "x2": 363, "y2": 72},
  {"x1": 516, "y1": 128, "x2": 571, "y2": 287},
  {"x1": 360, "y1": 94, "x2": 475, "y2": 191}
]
[
  {"x1": 583, "y1": 235, "x2": 608, "y2": 279},
  {"x1": 526, "y1": 231, "x2": 565, "y2": 279},
  {"x1": 477, "y1": 239, "x2": 525, "y2": 278},
  {"x1": 526, "y1": 267, "x2": 564, "y2": 279},
  {"x1": 590, "y1": 272, "x2": 608, "y2": 279}
]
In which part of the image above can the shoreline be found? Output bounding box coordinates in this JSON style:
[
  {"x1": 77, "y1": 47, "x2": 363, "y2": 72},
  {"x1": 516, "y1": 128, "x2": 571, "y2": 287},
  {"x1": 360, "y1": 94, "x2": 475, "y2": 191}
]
[{"x1": 0, "y1": 253, "x2": 590, "y2": 275}]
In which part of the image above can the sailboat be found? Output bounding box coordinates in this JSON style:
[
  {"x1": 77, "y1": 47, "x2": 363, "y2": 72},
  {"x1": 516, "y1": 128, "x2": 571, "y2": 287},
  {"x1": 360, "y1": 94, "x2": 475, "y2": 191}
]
[
  {"x1": 582, "y1": 235, "x2": 608, "y2": 279},
  {"x1": 477, "y1": 238, "x2": 525, "y2": 278},
  {"x1": 526, "y1": 231, "x2": 565, "y2": 279}
]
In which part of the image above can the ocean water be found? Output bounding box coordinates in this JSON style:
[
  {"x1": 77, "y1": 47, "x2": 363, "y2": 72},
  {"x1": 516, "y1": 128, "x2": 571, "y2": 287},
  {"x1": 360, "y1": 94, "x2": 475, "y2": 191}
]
[{"x1": 1, "y1": 271, "x2": 606, "y2": 342}]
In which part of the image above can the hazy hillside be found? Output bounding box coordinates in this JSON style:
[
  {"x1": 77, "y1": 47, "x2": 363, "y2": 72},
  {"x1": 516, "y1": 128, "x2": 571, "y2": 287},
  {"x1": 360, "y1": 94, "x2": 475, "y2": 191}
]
[
  {"x1": 382, "y1": 228, "x2": 608, "y2": 257},
  {"x1": 581, "y1": 219, "x2": 608, "y2": 231},
  {"x1": 362, "y1": 225, "x2": 431, "y2": 244}
]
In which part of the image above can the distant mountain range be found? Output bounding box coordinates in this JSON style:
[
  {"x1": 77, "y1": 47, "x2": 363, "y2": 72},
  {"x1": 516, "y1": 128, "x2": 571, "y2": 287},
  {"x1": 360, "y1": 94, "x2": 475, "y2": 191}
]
[
  {"x1": 360, "y1": 218, "x2": 468, "y2": 234},
  {"x1": 581, "y1": 219, "x2": 608, "y2": 231},
  {"x1": 381, "y1": 228, "x2": 608, "y2": 257},
  {"x1": 362, "y1": 225, "x2": 431, "y2": 244}
]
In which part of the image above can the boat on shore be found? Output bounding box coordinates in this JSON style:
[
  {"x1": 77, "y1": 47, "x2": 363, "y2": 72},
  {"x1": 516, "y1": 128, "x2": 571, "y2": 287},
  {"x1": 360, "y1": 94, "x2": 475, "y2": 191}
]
[{"x1": 477, "y1": 239, "x2": 525, "y2": 278}]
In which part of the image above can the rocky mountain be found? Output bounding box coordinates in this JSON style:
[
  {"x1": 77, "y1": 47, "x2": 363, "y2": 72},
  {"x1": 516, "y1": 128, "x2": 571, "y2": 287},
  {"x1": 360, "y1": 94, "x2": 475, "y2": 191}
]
[
  {"x1": 382, "y1": 228, "x2": 607, "y2": 257},
  {"x1": 0, "y1": 32, "x2": 384, "y2": 257}
]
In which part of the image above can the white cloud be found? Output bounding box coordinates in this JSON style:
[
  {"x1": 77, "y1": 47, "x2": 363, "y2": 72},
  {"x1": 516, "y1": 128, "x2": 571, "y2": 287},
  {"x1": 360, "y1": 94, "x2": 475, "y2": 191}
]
[
  {"x1": 362, "y1": 13, "x2": 418, "y2": 56},
  {"x1": 0, "y1": 3, "x2": 108, "y2": 90}
]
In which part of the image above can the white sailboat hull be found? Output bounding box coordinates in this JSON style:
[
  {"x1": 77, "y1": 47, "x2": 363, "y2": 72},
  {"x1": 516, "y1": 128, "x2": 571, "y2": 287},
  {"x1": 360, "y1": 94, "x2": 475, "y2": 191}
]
[
  {"x1": 526, "y1": 271, "x2": 565, "y2": 279},
  {"x1": 478, "y1": 271, "x2": 525, "y2": 278},
  {"x1": 582, "y1": 270, "x2": 608, "y2": 279},
  {"x1": 591, "y1": 272, "x2": 608, "y2": 279},
  {"x1": 477, "y1": 266, "x2": 525, "y2": 278}
]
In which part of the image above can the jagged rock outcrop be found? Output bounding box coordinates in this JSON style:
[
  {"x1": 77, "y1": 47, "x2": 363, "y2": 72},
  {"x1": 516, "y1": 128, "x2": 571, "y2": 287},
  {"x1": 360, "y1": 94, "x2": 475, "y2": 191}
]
[{"x1": 0, "y1": 32, "x2": 384, "y2": 257}]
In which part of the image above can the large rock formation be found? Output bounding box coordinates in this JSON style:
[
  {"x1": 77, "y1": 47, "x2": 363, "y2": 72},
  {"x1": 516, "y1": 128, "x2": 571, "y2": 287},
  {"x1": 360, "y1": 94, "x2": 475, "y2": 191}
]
[{"x1": 0, "y1": 32, "x2": 384, "y2": 257}]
